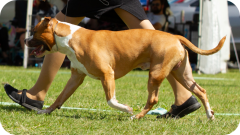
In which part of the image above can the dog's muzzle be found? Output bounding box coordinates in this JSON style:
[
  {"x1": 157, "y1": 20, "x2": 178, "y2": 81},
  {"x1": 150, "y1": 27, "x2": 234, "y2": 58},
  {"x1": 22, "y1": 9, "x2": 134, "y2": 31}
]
[{"x1": 24, "y1": 35, "x2": 33, "y2": 46}]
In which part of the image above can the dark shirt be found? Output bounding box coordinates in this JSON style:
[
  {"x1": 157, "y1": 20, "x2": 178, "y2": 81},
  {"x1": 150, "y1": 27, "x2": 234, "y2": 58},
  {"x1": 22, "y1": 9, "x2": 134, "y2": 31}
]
[
  {"x1": 15, "y1": 0, "x2": 27, "y2": 28},
  {"x1": 0, "y1": 27, "x2": 9, "y2": 51}
]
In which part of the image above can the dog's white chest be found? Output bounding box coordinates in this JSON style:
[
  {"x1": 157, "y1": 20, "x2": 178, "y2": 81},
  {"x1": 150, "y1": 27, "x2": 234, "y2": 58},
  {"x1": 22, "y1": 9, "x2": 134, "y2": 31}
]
[
  {"x1": 54, "y1": 23, "x2": 98, "y2": 79},
  {"x1": 71, "y1": 59, "x2": 98, "y2": 79}
]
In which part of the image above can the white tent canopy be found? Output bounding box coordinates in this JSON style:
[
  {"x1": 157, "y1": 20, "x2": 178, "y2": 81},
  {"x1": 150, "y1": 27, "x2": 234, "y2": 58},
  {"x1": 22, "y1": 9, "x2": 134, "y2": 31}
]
[{"x1": 198, "y1": 0, "x2": 231, "y2": 74}]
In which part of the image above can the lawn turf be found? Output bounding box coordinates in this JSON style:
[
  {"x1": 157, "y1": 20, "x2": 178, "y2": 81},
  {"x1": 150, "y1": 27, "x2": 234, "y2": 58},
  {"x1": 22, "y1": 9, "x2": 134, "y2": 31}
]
[{"x1": 0, "y1": 66, "x2": 239, "y2": 134}]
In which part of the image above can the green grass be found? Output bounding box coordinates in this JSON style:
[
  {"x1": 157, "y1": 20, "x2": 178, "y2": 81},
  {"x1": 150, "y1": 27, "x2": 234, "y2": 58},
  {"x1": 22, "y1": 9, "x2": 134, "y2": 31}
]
[{"x1": 0, "y1": 66, "x2": 240, "y2": 134}]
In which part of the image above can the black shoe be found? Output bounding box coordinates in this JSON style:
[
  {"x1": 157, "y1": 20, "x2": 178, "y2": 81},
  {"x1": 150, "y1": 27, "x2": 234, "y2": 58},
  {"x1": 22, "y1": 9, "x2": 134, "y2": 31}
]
[
  {"x1": 4, "y1": 84, "x2": 44, "y2": 111},
  {"x1": 156, "y1": 95, "x2": 201, "y2": 119}
]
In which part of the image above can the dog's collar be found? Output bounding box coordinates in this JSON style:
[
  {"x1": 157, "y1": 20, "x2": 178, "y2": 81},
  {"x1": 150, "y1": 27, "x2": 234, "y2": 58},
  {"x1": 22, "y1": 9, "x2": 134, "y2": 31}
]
[{"x1": 53, "y1": 21, "x2": 59, "y2": 51}]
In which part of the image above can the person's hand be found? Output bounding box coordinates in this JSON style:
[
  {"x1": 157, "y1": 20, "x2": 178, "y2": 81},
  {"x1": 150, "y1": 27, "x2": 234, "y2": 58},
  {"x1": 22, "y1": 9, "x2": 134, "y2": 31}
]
[{"x1": 16, "y1": 28, "x2": 26, "y2": 33}]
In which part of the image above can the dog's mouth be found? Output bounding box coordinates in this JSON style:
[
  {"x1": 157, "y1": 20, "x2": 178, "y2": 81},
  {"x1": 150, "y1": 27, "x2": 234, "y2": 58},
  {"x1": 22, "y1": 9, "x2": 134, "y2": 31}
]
[
  {"x1": 28, "y1": 39, "x2": 51, "y2": 56},
  {"x1": 30, "y1": 45, "x2": 45, "y2": 56}
]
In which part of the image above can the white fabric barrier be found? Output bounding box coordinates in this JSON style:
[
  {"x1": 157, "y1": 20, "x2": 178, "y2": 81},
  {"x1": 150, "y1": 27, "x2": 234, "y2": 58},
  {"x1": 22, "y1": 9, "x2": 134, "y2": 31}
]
[{"x1": 199, "y1": 0, "x2": 231, "y2": 74}]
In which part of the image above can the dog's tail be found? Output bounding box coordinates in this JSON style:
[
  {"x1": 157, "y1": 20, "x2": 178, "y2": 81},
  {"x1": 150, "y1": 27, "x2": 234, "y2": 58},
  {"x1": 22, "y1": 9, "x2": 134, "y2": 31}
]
[{"x1": 175, "y1": 35, "x2": 226, "y2": 55}]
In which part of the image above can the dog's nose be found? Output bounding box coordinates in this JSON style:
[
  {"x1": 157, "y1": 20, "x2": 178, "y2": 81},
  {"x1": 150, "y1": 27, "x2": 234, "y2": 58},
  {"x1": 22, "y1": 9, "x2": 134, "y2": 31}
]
[{"x1": 24, "y1": 35, "x2": 33, "y2": 45}]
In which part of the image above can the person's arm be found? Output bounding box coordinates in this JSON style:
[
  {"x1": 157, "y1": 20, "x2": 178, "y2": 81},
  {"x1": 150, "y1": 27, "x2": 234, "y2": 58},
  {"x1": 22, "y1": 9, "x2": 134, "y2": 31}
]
[
  {"x1": 153, "y1": 22, "x2": 162, "y2": 30},
  {"x1": 152, "y1": 15, "x2": 166, "y2": 30},
  {"x1": 16, "y1": 27, "x2": 26, "y2": 33}
]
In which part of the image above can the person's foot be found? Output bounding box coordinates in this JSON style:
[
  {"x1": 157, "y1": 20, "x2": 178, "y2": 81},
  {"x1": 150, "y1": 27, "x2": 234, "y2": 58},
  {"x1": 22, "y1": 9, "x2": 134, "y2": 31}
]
[
  {"x1": 4, "y1": 84, "x2": 44, "y2": 111},
  {"x1": 156, "y1": 95, "x2": 201, "y2": 119}
]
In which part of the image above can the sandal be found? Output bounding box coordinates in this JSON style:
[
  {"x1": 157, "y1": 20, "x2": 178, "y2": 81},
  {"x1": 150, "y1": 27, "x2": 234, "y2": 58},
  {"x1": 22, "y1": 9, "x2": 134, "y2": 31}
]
[
  {"x1": 4, "y1": 84, "x2": 44, "y2": 111},
  {"x1": 157, "y1": 95, "x2": 201, "y2": 119}
]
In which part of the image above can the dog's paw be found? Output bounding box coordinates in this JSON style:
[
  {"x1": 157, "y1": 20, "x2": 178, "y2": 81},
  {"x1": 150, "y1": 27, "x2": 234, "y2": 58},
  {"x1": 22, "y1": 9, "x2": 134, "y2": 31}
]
[
  {"x1": 37, "y1": 108, "x2": 53, "y2": 114},
  {"x1": 209, "y1": 110, "x2": 215, "y2": 120},
  {"x1": 127, "y1": 106, "x2": 133, "y2": 115},
  {"x1": 123, "y1": 104, "x2": 133, "y2": 115},
  {"x1": 130, "y1": 114, "x2": 144, "y2": 120},
  {"x1": 207, "y1": 110, "x2": 215, "y2": 120},
  {"x1": 130, "y1": 115, "x2": 136, "y2": 120},
  {"x1": 210, "y1": 115, "x2": 215, "y2": 120}
]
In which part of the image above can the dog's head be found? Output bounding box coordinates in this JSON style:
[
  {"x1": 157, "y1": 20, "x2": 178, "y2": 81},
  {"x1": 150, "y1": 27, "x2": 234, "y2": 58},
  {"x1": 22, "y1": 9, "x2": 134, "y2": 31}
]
[{"x1": 25, "y1": 17, "x2": 58, "y2": 57}]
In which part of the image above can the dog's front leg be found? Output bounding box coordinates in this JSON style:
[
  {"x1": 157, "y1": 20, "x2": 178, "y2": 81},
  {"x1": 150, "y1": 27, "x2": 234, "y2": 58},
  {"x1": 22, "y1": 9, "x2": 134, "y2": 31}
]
[
  {"x1": 38, "y1": 68, "x2": 86, "y2": 114},
  {"x1": 101, "y1": 71, "x2": 133, "y2": 114}
]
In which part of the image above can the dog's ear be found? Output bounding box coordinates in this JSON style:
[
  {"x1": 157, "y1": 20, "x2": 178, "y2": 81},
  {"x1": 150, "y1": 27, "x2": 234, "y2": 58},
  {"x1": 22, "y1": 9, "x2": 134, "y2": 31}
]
[
  {"x1": 41, "y1": 17, "x2": 52, "y2": 27},
  {"x1": 44, "y1": 17, "x2": 51, "y2": 21}
]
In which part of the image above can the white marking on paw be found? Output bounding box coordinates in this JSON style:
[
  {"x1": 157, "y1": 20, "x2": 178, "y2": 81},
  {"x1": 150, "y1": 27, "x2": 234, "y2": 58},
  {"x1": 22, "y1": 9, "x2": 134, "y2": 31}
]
[
  {"x1": 130, "y1": 115, "x2": 136, "y2": 120},
  {"x1": 210, "y1": 115, "x2": 215, "y2": 120},
  {"x1": 206, "y1": 111, "x2": 212, "y2": 118},
  {"x1": 206, "y1": 102, "x2": 214, "y2": 119},
  {"x1": 107, "y1": 99, "x2": 133, "y2": 114}
]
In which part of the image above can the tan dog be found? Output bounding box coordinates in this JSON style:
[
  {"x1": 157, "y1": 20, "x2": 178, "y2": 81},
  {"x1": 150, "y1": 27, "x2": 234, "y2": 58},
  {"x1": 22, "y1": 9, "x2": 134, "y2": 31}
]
[{"x1": 25, "y1": 17, "x2": 226, "y2": 120}]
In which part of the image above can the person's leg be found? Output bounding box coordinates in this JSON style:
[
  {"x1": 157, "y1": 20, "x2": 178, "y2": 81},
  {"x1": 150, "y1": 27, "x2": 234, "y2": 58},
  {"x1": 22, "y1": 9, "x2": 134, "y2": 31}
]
[
  {"x1": 166, "y1": 74, "x2": 192, "y2": 107},
  {"x1": 114, "y1": 8, "x2": 192, "y2": 111},
  {"x1": 21, "y1": 12, "x2": 85, "y2": 101},
  {"x1": 20, "y1": 33, "x2": 25, "y2": 50},
  {"x1": 114, "y1": 8, "x2": 154, "y2": 29}
]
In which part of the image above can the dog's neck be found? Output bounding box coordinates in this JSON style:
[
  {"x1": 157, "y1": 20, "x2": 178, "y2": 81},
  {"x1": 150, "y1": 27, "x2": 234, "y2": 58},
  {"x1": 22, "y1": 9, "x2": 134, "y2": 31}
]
[{"x1": 52, "y1": 21, "x2": 81, "y2": 56}]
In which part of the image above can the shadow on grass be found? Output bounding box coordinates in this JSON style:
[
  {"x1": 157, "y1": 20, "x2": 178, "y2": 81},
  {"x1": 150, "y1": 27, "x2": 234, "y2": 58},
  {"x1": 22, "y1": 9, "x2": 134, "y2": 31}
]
[
  {"x1": 0, "y1": 105, "x2": 32, "y2": 112},
  {"x1": 0, "y1": 105, "x2": 133, "y2": 120},
  {"x1": 0, "y1": 105, "x2": 157, "y2": 121},
  {"x1": 58, "y1": 111, "x2": 134, "y2": 121},
  {"x1": 56, "y1": 110, "x2": 157, "y2": 121}
]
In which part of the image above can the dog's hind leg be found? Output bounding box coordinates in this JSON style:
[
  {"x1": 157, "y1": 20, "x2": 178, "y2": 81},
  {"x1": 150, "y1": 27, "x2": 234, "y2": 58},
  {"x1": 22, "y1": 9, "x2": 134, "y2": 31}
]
[
  {"x1": 38, "y1": 68, "x2": 86, "y2": 114},
  {"x1": 100, "y1": 68, "x2": 133, "y2": 114},
  {"x1": 171, "y1": 51, "x2": 214, "y2": 120}
]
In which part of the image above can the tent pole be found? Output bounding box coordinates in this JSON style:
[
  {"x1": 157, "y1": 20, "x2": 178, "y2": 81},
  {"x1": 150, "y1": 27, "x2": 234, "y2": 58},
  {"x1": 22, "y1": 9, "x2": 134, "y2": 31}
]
[
  {"x1": 231, "y1": 30, "x2": 240, "y2": 71},
  {"x1": 23, "y1": 0, "x2": 33, "y2": 68},
  {"x1": 197, "y1": 0, "x2": 203, "y2": 71}
]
